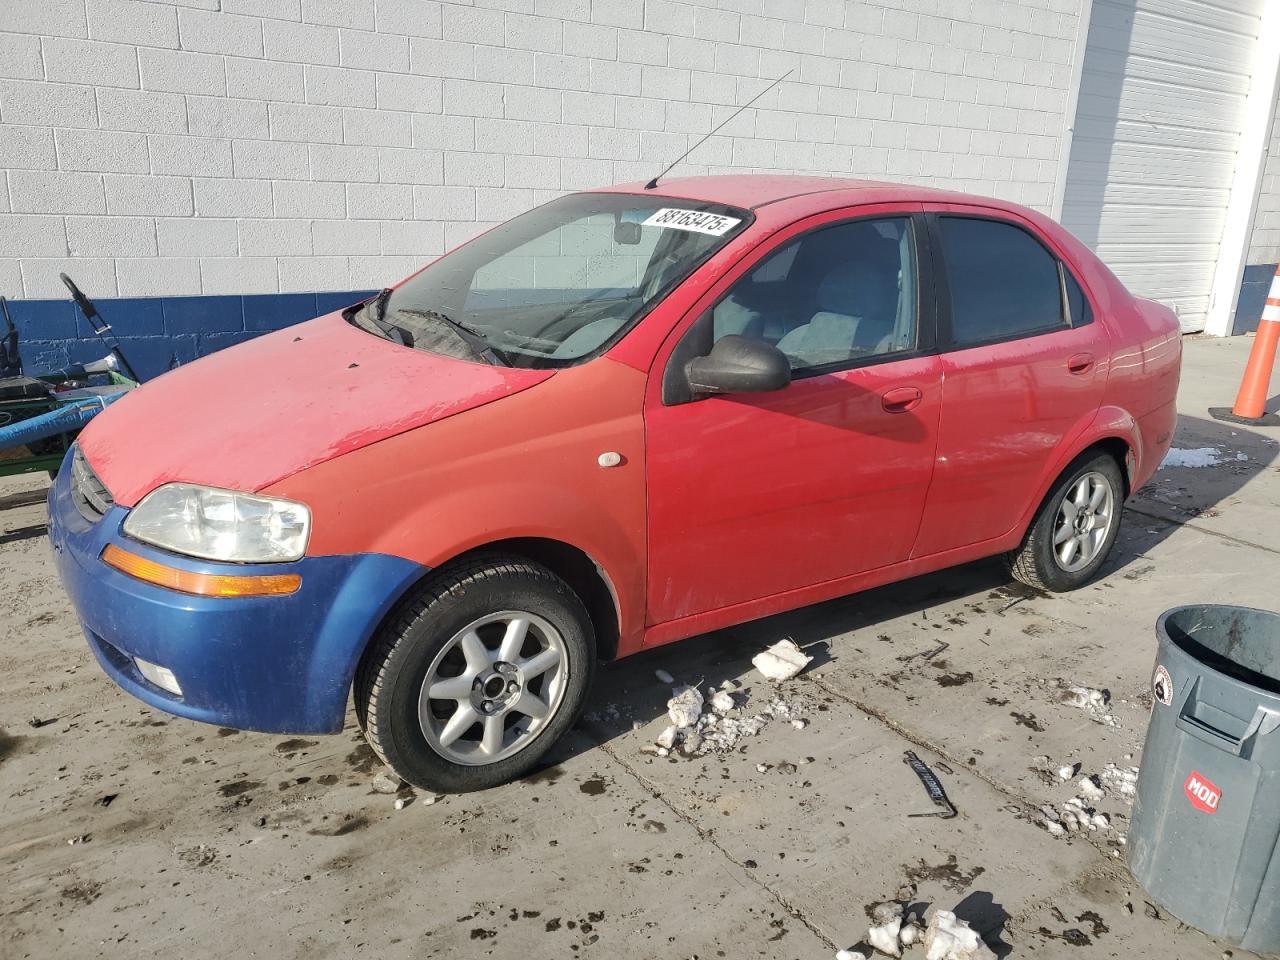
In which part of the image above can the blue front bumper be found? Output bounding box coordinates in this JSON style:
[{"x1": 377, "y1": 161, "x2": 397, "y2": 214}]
[{"x1": 48, "y1": 458, "x2": 426, "y2": 734}]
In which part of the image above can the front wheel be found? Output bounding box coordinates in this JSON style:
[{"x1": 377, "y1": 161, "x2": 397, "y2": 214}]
[
  {"x1": 355, "y1": 556, "x2": 596, "y2": 793},
  {"x1": 1007, "y1": 453, "x2": 1124, "y2": 592}
]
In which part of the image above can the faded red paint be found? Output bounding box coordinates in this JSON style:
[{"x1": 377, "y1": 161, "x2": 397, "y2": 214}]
[
  {"x1": 78, "y1": 313, "x2": 551, "y2": 507},
  {"x1": 79, "y1": 175, "x2": 1182, "y2": 662}
]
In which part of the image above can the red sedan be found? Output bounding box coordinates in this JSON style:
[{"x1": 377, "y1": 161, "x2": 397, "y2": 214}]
[{"x1": 53, "y1": 175, "x2": 1182, "y2": 792}]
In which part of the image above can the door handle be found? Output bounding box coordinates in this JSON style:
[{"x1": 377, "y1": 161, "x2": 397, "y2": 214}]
[
  {"x1": 1067, "y1": 353, "x2": 1094, "y2": 374},
  {"x1": 881, "y1": 386, "x2": 922, "y2": 413}
]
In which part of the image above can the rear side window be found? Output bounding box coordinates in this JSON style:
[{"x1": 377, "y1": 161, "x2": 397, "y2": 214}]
[{"x1": 937, "y1": 217, "x2": 1066, "y2": 346}]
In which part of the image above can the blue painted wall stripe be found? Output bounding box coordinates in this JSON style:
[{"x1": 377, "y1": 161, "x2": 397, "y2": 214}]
[
  {"x1": 6, "y1": 289, "x2": 376, "y2": 382},
  {"x1": 6, "y1": 264, "x2": 1277, "y2": 383},
  {"x1": 1232, "y1": 263, "x2": 1277, "y2": 337}
]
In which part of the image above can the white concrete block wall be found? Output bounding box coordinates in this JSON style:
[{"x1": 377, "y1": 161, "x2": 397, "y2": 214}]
[
  {"x1": 0, "y1": 0, "x2": 1086, "y2": 300},
  {"x1": 1248, "y1": 95, "x2": 1280, "y2": 265}
]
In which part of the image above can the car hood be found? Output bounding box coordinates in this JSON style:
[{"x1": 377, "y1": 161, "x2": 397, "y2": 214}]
[{"x1": 78, "y1": 312, "x2": 554, "y2": 507}]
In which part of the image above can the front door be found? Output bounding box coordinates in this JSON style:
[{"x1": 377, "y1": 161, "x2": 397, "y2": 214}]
[{"x1": 644, "y1": 210, "x2": 944, "y2": 625}]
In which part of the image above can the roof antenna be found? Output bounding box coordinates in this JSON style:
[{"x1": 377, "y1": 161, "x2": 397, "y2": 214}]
[{"x1": 644, "y1": 68, "x2": 793, "y2": 190}]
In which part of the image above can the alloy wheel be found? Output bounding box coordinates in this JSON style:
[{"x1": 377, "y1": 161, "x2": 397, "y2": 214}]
[
  {"x1": 417, "y1": 610, "x2": 569, "y2": 766},
  {"x1": 1052, "y1": 470, "x2": 1115, "y2": 573}
]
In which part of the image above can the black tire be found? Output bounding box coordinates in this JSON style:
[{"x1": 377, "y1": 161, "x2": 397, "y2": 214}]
[
  {"x1": 1007, "y1": 451, "x2": 1125, "y2": 593},
  {"x1": 354, "y1": 555, "x2": 596, "y2": 793}
]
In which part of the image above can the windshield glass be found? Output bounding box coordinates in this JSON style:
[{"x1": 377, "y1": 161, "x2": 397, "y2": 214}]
[{"x1": 348, "y1": 193, "x2": 751, "y2": 368}]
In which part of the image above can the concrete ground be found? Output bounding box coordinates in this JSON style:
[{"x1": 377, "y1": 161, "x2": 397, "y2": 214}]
[{"x1": 2, "y1": 336, "x2": 1279, "y2": 960}]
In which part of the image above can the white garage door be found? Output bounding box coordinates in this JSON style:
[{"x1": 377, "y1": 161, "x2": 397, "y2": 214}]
[{"x1": 1061, "y1": 0, "x2": 1264, "y2": 332}]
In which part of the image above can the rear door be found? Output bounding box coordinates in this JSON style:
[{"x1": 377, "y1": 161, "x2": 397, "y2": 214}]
[{"x1": 911, "y1": 208, "x2": 1111, "y2": 558}]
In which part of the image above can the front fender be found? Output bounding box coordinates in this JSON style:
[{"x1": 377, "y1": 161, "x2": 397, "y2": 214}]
[
  {"x1": 265, "y1": 357, "x2": 649, "y2": 651},
  {"x1": 365, "y1": 479, "x2": 643, "y2": 645}
]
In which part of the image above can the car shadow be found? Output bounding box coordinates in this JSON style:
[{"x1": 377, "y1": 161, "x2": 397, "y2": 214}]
[
  {"x1": 1119, "y1": 412, "x2": 1277, "y2": 564},
  {"x1": 548, "y1": 412, "x2": 1276, "y2": 770}
]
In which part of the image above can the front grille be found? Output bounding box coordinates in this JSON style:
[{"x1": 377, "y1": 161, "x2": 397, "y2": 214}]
[{"x1": 70, "y1": 445, "x2": 113, "y2": 521}]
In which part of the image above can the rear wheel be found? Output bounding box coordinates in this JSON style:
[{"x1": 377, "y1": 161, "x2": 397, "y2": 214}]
[
  {"x1": 355, "y1": 556, "x2": 595, "y2": 793},
  {"x1": 1008, "y1": 452, "x2": 1124, "y2": 593}
]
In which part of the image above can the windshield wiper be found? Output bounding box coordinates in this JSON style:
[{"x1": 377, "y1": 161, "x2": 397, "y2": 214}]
[
  {"x1": 394, "y1": 308, "x2": 510, "y2": 366},
  {"x1": 347, "y1": 288, "x2": 410, "y2": 346}
]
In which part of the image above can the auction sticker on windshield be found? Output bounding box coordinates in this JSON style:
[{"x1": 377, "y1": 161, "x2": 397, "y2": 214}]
[{"x1": 642, "y1": 208, "x2": 741, "y2": 236}]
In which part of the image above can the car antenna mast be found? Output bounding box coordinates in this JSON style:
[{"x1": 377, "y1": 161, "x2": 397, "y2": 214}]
[{"x1": 644, "y1": 68, "x2": 793, "y2": 190}]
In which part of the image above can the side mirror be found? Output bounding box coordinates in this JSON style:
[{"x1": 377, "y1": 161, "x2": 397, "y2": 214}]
[{"x1": 685, "y1": 335, "x2": 790, "y2": 396}]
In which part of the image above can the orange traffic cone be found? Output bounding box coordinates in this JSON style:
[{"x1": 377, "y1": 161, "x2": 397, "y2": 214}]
[{"x1": 1211, "y1": 263, "x2": 1280, "y2": 425}]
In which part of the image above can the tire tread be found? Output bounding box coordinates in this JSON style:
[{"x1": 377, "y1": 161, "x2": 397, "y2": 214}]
[{"x1": 353, "y1": 555, "x2": 587, "y2": 785}]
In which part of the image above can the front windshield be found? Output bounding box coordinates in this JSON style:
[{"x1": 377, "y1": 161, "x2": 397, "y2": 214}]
[{"x1": 348, "y1": 193, "x2": 751, "y2": 368}]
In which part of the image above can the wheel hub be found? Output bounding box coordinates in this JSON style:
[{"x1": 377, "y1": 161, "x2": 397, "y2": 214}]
[{"x1": 472, "y1": 661, "x2": 520, "y2": 713}]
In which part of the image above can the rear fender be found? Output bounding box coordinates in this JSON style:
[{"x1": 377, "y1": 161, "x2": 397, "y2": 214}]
[{"x1": 1010, "y1": 405, "x2": 1140, "y2": 543}]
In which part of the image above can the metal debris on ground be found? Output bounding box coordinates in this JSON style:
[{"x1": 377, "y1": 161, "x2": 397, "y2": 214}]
[
  {"x1": 903, "y1": 750, "x2": 957, "y2": 819},
  {"x1": 751, "y1": 638, "x2": 812, "y2": 681}
]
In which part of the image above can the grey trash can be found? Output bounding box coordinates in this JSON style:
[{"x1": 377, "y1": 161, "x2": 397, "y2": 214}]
[{"x1": 1129, "y1": 604, "x2": 1280, "y2": 952}]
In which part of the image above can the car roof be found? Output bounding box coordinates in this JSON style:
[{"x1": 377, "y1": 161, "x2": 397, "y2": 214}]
[{"x1": 597, "y1": 174, "x2": 1013, "y2": 213}]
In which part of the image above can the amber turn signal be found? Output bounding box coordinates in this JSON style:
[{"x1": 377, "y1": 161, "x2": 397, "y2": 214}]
[{"x1": 101, "y1": 544, "x2": 301, "y2": 597}]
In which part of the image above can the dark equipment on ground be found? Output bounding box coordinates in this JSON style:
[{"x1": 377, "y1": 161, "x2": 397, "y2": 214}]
[
  {"x1": 903, "y1": 749, "x2": 958, "y2": 819},
  {"x1": 0, "y1": 276, "x2": 140, "y2": 478}
]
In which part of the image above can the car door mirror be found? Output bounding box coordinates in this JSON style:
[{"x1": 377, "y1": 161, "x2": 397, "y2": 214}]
[{"x1": 685, "y1": 335, "x2": 791, "y2": 396}]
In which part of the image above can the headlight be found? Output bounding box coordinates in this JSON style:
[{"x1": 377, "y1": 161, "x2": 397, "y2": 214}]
[{"x1": 123, "y1": 483, "x2": 310, "y2": 563}]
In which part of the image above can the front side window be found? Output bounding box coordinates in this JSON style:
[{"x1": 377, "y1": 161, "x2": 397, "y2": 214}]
[
  {"x1": 707, "y1": 216, "x2": 919, "y2": 373},
  {"x1": 348, "y1": 193, "x2": 749, "y2": 368},
  {"x1": 937, "y1": 217, "x2": 1067, "y2": 346}
]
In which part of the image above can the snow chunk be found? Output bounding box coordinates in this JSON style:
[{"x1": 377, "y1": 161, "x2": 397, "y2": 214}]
[
  {"x1": 1058, "y1": 765, "x2": 1075, "y2": 781},
  {"x1": 836, "y1": 950, "x2": 869, "y2": 960},
  {"x1": 900, "y1": 921, "x2": 924, "y2": 946},
  {"x1": 923, "y1": 910, "x2": 997, "y2": 960},
  {"x1": 710, "y1": 690, "x2": 736, "y2": 714},
  {"x1": 1101, "y1": 763, "x2": 1139, "y2": 802},
  {"x1": 1161, "y1": 447, "x2": 1246, "y2": 469},
  {"x1": 752, "y1": 639, "x2": 812, "y2": 681},
  {"x1": 867, "y1": 917, "x2": 902, "y2": 957},
  {"x1": 655, "y1": 725, "x2": 679, "y2": 750},
  {"x1": 667, "y1": 685, "x2": 704, "y2": 728},
  {"x1": 654, "y1": 668, "x2": 674, "y2": 684},
  {"x1": 1079, "y1": 775, "x2": 1104, "y2": 800}
]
